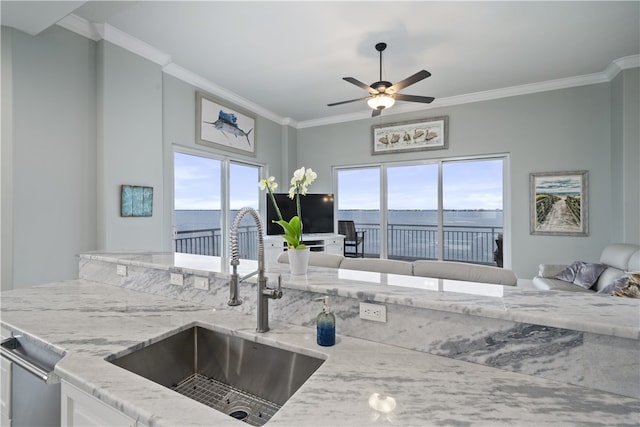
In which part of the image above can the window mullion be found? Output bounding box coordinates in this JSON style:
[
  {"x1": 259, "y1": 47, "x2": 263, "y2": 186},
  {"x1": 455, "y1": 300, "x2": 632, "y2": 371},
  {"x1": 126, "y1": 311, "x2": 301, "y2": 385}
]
[{"x1": 437, "y1": 160, "x2": 444, "y2": 261}]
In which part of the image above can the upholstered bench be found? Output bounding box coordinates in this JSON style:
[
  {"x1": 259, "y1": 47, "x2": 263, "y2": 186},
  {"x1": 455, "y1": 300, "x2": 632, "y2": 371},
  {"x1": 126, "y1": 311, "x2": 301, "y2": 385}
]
[
  {"x1": 275, "y1": 251, "x2": 518, "y2": 285},
  {"x1": 413, "y1": 260, "x2": 518, "y2": 286}
]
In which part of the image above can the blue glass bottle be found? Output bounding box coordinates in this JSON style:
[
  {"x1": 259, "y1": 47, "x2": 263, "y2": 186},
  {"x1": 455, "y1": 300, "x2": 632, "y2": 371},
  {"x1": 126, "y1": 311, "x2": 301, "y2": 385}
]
[{"x1": 317, "y1": 297, "x2": 335, "y2": 347}]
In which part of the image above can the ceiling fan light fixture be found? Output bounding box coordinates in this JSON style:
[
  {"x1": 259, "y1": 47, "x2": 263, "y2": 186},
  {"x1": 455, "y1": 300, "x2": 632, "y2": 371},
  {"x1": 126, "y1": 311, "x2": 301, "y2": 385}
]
[{"x1": 367, "y1": 94, "x2": 395, "y2": 110}]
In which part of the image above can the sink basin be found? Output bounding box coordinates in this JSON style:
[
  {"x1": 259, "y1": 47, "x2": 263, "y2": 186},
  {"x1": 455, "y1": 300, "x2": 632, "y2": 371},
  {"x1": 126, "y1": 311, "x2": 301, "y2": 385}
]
[{"x1": 107, "y1": 326, "x2": 324, "y2": 425}]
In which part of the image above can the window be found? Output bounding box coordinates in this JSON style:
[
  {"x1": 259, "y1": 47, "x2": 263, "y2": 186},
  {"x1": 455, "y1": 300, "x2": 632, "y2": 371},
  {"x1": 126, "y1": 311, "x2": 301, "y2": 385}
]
[
  {"x1": 334, "y1": 156, "x2": 505, "y2": 266},
  {"x1": 336, "y1": 167, "x2": 380, "y2": 257},
  {"x1": 387, "y1": 164, "x2": 439, "y2": 260},
  {"x1": 173, "y1": 149, "x2": 262, "y2": 259},
  {"x1": 442, "y1": 159, "x2": 504, "y2": 264},
  {"x1": 229, "y1": 162, "x2": 260, "y2": 259}
]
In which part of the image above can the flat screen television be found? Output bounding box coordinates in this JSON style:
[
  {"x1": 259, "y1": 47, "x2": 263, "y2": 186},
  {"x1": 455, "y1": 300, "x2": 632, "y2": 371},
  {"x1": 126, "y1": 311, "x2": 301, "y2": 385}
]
[{"x1": 266, "y1": 193, "x2": 334, "y2": 235}]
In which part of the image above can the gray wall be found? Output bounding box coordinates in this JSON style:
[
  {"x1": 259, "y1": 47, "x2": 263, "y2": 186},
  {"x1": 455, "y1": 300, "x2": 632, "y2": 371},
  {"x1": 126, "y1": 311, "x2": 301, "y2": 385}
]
[
  {"x1": 97, "y1": 41, "x2": 164, "y2": 251},
  {"x1": 611, "y1": 68, "x2": 640, "y2": 244},
  {"x1": 2, "y1": 24, "x2": 637, "y2": 287},
  {"x1": 2, "y1": 26, "x2": 97, "y2": 288},
  {"x1": 297, "y1": 83, "x2": 618, "y2": 278}
]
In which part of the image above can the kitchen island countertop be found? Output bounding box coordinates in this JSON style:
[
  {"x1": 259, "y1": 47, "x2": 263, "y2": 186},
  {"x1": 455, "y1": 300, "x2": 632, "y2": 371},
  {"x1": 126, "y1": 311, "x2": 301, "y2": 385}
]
[{"x1": 1, "y1": 279, "x2": 639, "y2": 426}]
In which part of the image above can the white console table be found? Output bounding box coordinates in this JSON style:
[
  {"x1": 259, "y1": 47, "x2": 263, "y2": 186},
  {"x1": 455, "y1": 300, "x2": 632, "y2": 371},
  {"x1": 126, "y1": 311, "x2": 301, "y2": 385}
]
[{"x1": 264, "y1": 233, "x2": 344, "y2": 264}]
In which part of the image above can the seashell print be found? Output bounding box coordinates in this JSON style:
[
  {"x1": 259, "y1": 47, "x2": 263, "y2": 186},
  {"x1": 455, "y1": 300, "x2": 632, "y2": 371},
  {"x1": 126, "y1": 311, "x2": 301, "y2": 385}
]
[{"x1": 426, "y1": 131, "x2": 438, "y2": 141}]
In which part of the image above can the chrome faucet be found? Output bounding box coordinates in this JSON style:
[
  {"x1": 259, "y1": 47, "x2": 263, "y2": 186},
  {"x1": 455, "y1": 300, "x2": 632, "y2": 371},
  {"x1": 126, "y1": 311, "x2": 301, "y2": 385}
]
[{"x1": 229, "y1": 207, "x2": 283, "y2": 332}]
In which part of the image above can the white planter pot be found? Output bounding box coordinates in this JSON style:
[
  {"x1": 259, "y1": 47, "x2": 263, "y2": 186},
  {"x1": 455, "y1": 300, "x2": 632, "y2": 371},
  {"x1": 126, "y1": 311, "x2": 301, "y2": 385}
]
[{"x1": 288, "y1": 247, "x2": 310, "y2": 275}]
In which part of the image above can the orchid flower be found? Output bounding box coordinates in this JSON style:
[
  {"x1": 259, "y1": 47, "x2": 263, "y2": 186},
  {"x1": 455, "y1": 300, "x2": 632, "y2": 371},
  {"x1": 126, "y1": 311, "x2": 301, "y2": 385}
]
[{"x1": 259, "y1": 167, "x2": 317, "y2": 249}]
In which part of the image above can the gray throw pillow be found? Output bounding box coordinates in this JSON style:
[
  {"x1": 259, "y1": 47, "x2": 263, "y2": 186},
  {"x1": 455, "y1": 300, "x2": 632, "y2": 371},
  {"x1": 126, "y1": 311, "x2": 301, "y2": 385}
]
[{"x1": 555, "y1": 261, "x2": 608, "y2": 289}]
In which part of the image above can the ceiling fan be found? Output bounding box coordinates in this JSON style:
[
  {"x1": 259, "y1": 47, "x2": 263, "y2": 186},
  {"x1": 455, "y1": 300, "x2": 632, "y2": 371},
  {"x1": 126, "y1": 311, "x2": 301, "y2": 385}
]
[{"x1": 328, "y1": 42, "x2": 435, "y2": 117}]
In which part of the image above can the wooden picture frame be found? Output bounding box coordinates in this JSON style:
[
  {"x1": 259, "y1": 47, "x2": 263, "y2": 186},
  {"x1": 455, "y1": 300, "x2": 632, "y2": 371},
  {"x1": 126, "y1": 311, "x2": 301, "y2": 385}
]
[
  {"x1": 196, "y1": 91, "x2": 256, "y2": 156},
  {"x1": 530, "y1": 170, "x2": 588, "y2": 236},
  {"x1": 372, "y1": 116, "x2": 448, "y2": 155}
]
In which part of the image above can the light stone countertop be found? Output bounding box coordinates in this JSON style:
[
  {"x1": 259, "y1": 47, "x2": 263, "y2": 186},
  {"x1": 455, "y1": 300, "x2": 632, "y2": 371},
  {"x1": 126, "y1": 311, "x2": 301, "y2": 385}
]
[
  {"x1": 1, "y1": 279, "x2": 639, "y2": 426},
  {"x1": 81, "y1": 251, "x2": 640, "y2": 340}
]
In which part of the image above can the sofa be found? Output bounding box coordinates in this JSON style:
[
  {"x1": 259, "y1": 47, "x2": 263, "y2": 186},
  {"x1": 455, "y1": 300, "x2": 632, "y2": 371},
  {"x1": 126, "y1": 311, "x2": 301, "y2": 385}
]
[
  {"x1": 276, "y1": 251, "x2": 518, "y2": 285},
  {"x1": 532, "y1": 243, "x2": 640, "y2": 293}
]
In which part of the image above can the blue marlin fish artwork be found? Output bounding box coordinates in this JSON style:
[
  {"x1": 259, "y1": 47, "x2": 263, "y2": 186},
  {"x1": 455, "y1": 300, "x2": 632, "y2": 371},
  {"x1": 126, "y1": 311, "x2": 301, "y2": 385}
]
[{"x1": 204, "y1": 110, "x2": 253, "y2": 146}]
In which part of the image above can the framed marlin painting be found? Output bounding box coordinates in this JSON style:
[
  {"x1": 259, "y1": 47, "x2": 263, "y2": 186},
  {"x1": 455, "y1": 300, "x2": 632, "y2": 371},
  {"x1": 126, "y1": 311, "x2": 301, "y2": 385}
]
[{"x1": 196, "y1": 92, "x2": 256, "y2": 156}]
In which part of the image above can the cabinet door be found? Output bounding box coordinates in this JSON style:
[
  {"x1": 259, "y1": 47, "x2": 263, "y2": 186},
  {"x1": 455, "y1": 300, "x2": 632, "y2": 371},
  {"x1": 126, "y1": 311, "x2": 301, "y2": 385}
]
[
  {"x1": 325, "y1": 238, "x2": 344, "y2": 255},
  {"x1": 61, "y1": 381, "x2": 136, "y2": 427},
  {"x1": 0, "y1": 357, "x2": 10, "y2": 425},
  {"x1": 0, "y1": 327, "x2": 11, "y2": 425},
  {"x1": 264, "y1": 240, "x2": 284, "y2": 264}
]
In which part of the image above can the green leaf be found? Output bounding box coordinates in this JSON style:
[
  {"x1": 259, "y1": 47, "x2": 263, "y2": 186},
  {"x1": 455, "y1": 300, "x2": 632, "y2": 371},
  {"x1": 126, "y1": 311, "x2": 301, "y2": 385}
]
[{"x1": 273, "y1": 216, "x2": 303, "y2": 248}]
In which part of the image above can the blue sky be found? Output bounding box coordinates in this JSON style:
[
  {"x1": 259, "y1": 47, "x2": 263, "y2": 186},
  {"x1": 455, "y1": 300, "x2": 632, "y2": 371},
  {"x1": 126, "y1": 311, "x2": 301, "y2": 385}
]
[
  {"x1": 337, "y1": 159, "x2": 503, "y2": 210},
  {"x1": 175, "y1": 153, "x2": 503, "y2": 211}
]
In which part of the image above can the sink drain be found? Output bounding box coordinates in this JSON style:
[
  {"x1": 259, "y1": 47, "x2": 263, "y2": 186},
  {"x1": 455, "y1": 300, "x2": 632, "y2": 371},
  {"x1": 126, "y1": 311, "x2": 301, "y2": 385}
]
[{"x1": 229, "y1": 409, "x2": 249, "y2": 420}]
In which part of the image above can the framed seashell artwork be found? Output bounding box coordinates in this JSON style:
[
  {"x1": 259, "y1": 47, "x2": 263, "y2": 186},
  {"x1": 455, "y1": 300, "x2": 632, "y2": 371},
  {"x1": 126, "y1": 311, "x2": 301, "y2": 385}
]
[{"x1": 372, "y1": 116, "x2": 448, "y2": 155}]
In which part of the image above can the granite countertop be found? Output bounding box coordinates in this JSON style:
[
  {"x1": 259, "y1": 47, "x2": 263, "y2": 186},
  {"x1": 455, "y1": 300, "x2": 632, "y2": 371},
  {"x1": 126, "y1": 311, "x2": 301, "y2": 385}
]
[
  {"x1": 1, "y1": 279, "x2": 639, "y2": 426},
  {"x1": 82, "y1": 251, "x2": 640, "y2": 340}
]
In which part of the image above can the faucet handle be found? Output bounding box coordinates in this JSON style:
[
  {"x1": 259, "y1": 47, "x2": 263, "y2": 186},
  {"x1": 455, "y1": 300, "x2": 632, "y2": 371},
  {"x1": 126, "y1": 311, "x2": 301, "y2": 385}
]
[{"x1": 263, "y1": 275, "x2": 283, "y2": 299}]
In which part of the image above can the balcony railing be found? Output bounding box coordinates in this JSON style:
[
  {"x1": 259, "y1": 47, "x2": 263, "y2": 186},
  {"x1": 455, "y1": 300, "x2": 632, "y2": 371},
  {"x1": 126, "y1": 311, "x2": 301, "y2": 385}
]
[
  {"x1": 357, "y1": 223, "x2": 502, "y2": 265},
  {"x1": 175, "y1": 226, "x2": 258, "y2": 259},
  {"x1": 175, "y1": 223, "x2": 503, "y2": 265}
]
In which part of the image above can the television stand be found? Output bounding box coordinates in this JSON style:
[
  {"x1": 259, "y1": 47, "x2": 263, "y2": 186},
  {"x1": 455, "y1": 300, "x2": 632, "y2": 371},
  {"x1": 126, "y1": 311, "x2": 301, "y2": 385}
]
[{"x1": 264, "y1": 233, "x2": 344, "y2": 264}]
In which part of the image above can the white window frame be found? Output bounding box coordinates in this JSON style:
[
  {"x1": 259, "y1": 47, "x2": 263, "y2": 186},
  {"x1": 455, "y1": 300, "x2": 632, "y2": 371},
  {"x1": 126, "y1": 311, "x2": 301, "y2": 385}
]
[
  {"x1": 333, "y1": 153, "x2": 510, "y2": 266},
  {"x1": 171, "y1": 145, "x2": 264, "y2": 261}
]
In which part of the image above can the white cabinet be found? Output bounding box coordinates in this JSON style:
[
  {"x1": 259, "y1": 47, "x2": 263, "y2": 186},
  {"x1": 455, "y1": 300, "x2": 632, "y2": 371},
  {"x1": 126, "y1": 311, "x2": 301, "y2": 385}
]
[
  {"x1": 61, "y1": 381, "x2": 140, "y2": 427},
  {"x1": 264, "y1": 234, "x2": 344, "y2": 264},
  {"x1": 0, "y1": 327, "x2": 11, "y2": 426},
  {"x1": 324, "y1": 237, "x2": 344, "y2": 256}
]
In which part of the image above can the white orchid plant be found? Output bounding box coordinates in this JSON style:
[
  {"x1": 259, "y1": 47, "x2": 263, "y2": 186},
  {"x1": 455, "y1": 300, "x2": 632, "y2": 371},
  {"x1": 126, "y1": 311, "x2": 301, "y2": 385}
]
[{"x1": 259, "y1": 167, "x2": 318, "y2": 249}]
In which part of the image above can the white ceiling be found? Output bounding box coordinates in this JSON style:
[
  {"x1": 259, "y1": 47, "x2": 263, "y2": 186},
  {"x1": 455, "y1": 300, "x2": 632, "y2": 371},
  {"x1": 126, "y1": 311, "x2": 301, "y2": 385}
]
[{"x1": 3, "y1": 1, "x2": 639, "y2": 127}]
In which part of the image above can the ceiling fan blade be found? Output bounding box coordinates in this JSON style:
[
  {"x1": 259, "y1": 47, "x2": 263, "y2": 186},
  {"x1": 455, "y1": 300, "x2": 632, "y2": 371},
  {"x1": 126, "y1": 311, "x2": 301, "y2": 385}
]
[
  {"x1": 327, "y1": 96, "x2": 372, "y2": 107},
  {"x1": 386, "y1": 70, "x2": 431, "y2": 94},
  {"x1": 371, "y1": 108, "x2": 382, "y2": 118},
  {"x1": 343, "y1": 77, "x2": 378, "y2": 95},
  {"x1": 394, "y1": 93, "x2": 435, "y2": 104}
]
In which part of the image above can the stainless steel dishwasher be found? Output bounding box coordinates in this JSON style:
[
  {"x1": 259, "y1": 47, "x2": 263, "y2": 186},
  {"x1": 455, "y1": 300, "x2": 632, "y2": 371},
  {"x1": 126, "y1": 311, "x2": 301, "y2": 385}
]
[{"x1": 1, "y1": 335, "x2": 63, "y2": 426}]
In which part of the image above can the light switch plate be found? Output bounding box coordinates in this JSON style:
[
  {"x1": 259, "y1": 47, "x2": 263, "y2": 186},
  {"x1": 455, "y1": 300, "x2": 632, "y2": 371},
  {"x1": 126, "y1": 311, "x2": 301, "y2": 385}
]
[
  {"x1": 194, "y1": 276, "x2": 209, "y2": 290},
  {"x1": 116, "y1": 265, "x2": 127, "y2": 276},
  {"x1": 359, "y1": 302, "x2": 387, "y2": 322},
  {"x1": 170, "y1": 273, "x2": 184, "y2": 286}
]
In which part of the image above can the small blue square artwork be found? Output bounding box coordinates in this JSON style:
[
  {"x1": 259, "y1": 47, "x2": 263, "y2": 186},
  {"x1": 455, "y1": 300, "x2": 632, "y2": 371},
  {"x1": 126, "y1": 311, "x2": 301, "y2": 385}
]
[{"x1": 121, "y1": 185, "x2": 153, "y2": 217}]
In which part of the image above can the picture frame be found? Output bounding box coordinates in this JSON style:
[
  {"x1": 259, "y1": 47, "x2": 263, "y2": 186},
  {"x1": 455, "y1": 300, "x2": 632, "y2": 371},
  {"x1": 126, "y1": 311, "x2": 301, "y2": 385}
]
[
  {"x1": 196, "y1": 91, "x2": 256, "y2": 156},
  {"x1": 121, "y1": 185, "x2": 153, "y2": 217},
  {"x1": 372, "y1": 116, "x2": 448, "y2": 155},
  {"x1": 529, "y1": 170, "x2": 588, "y2": 236}
]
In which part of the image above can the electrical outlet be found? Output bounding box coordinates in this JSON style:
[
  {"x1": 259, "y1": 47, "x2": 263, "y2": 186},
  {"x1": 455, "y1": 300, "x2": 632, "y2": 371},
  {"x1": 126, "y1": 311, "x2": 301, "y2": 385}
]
[
  {"x1": 194, "y1": 276, "x2": 209, "y2": 290},
  {"x1": 170, "y1": 272, "x2": 184, "y2": 286},
  {"x1": 116, "y1": 265, "x2": 127, "y2": 276},
  {"x1": 359, "y1": 302, "x2": 387, "y2": 323}
]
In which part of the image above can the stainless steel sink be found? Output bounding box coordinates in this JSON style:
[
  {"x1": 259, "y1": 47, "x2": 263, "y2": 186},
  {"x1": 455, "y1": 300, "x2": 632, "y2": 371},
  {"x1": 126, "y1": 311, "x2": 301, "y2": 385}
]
[{"x1": 107, "y1": 326, "x2": 324, "y2": 426}]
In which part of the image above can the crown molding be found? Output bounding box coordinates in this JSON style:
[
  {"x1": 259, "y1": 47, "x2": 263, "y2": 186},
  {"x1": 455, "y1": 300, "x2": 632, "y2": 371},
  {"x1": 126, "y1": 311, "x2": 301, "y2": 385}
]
[
  {"x1": 56, "y1": 13, "x2": 100, "y2": 41},
  {"x1": 58, "y1": 14, "x2": 638, "y2": 130},
  {"x1": 604, "y1": 54, "x2": 640, "y2": 80},
  {"x1": 298, "y1": 62, "x2": 637, "y2": 128},
  {"x1": 96, "y1": 23, "x2": 172, "y2": 67},
  {"x1": 163, "y1": 63, "x2": 289, "y2": 126}
]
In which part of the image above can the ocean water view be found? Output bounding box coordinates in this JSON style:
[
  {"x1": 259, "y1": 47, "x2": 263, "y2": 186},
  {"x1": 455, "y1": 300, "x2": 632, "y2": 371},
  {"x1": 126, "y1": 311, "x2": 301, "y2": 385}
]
[
  {"x1": 175, "y1": 209, "x2": 503, "y2": 231},
  {"x1": 175, "y1": 210, "x2": 503, "y2": 264}
]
